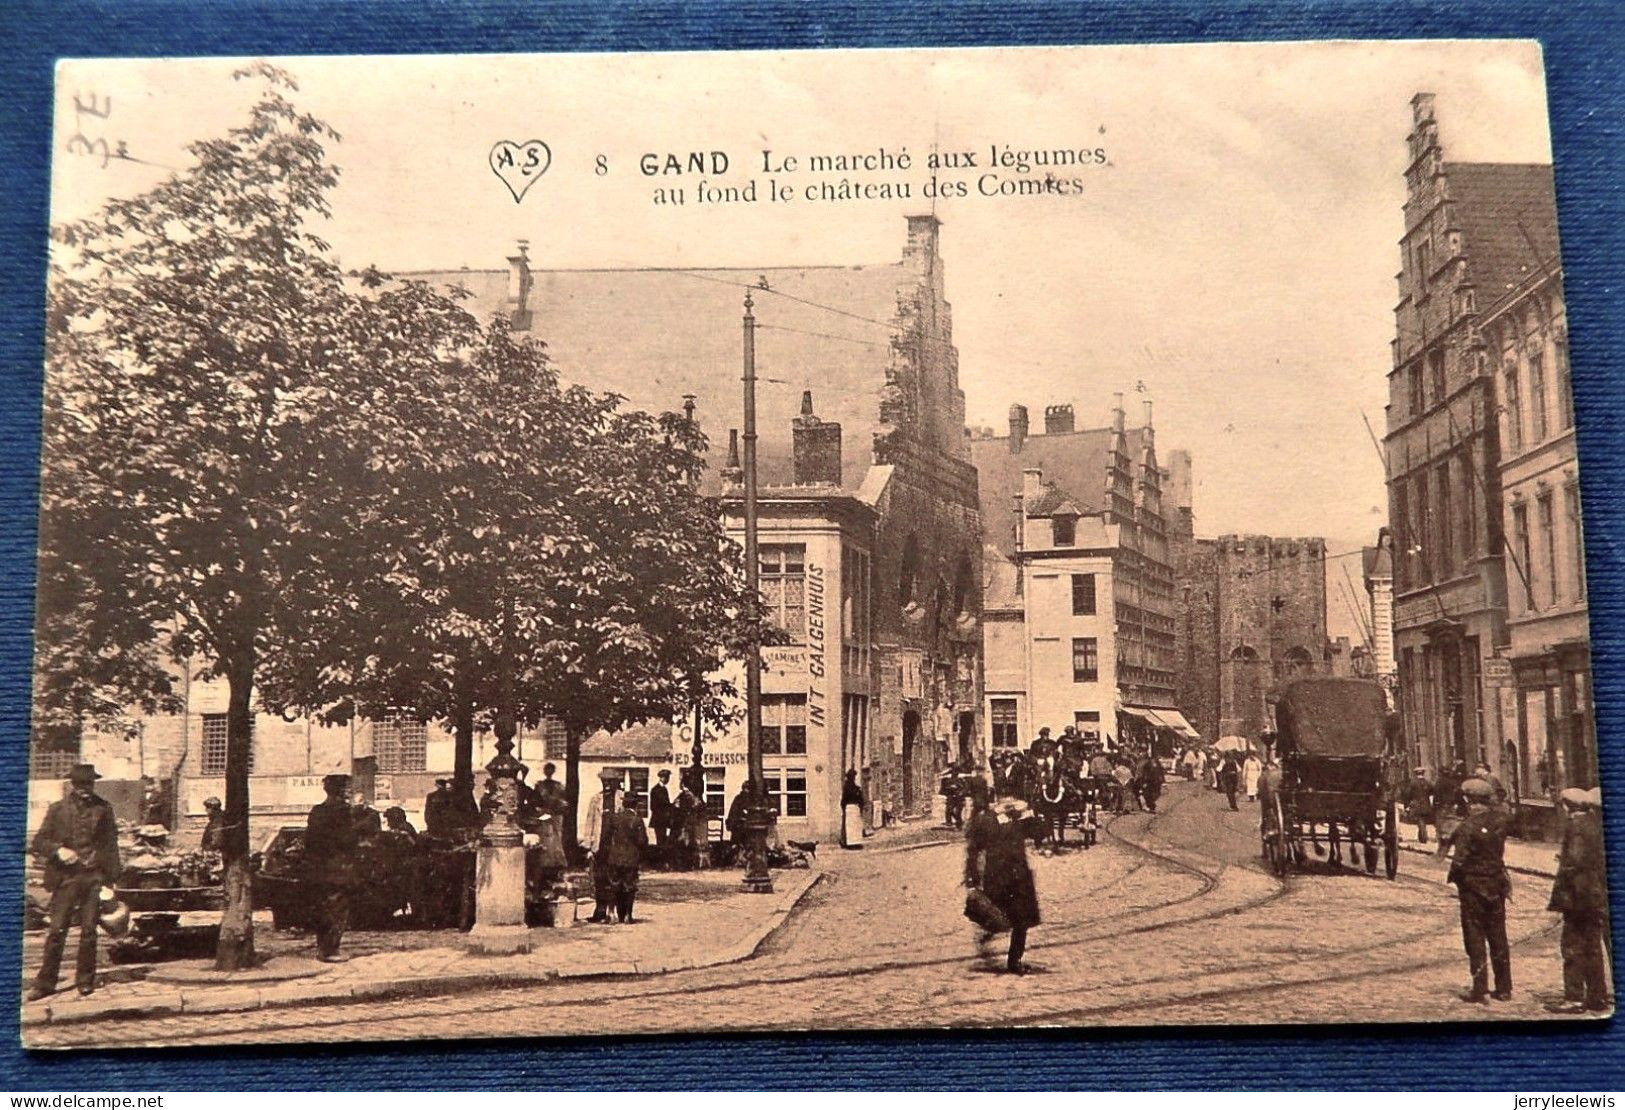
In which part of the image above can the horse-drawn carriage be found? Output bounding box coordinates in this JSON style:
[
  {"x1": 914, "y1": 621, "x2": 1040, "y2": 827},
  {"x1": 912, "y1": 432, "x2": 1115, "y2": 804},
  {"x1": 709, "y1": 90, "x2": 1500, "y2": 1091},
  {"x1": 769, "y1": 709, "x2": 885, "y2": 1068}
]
[{"x1": 1259, "y1": 677, "x2": 1401, "y2": 879}]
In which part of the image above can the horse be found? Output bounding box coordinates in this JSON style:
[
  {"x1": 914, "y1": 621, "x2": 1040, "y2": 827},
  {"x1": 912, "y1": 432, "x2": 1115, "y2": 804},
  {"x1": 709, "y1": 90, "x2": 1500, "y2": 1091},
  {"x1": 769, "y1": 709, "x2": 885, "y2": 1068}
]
[{"x1": 1028, "y1": 755, "x2": 1095, "y2": 851}]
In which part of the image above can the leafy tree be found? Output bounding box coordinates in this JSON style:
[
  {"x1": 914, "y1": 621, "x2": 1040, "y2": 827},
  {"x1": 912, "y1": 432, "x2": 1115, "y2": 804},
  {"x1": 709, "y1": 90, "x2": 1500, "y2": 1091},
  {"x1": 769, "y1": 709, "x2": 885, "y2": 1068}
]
[{"x1": 40, "y1": 64, "x2": 365, "y2": 968}]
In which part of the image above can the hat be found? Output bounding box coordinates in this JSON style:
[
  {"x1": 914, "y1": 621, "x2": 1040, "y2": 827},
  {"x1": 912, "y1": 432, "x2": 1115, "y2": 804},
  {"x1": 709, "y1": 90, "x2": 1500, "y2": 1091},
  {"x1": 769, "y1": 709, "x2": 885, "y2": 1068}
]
[
  {"x1": 1559, "y1": 787, "x2": 1590, "y2": 807},
  {"x1": 68, "y1": 763, "x2": 101, "y2": 784},
  {"x1": 322, "y1": 773, "x2": 351, "y2": 792},
  {"x1": 203, "y1": 796, "x2": 222, "y2": 809},
  {"x1": 434, "y1": 777, "x2": 451, "y2": 787},
  {"x1": 1460, "y1": 777, "x2": 1494, "y2": 800}
]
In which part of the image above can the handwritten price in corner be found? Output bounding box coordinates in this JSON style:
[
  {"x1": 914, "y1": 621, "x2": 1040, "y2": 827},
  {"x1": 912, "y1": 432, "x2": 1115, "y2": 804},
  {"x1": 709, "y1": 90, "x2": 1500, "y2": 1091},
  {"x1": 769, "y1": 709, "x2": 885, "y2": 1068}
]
[{"x1": 489, "y1": 139, "x2": 552, "y2": 203}]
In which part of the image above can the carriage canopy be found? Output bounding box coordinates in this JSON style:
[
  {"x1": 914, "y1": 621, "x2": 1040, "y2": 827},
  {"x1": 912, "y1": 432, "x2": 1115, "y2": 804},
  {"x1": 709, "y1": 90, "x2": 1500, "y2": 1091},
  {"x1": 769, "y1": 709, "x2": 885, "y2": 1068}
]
[{"x1": 1272, "y1": 677, "x2": 1389, "y2": 759}]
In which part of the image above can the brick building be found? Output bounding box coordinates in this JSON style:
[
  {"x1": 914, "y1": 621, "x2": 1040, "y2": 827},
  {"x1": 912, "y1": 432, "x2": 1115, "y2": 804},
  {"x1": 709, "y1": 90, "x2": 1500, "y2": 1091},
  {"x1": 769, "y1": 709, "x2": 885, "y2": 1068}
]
[{"x1": 35, "y1": 215, "x2": 983, "y2": 841}]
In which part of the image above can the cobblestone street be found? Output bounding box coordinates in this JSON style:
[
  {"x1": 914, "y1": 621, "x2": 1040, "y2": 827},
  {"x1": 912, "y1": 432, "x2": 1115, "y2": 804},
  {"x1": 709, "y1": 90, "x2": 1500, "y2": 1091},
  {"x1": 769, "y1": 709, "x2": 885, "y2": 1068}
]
[{"x1": 28, "y1": 781, "x2": 1599, "y2": 1048}]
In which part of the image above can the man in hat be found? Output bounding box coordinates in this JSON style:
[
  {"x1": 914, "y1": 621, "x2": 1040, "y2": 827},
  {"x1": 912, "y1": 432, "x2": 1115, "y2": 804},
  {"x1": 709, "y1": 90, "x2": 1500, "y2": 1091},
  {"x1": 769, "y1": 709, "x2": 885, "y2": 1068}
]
[
  {"x1": 1440, "y1": 776, "x2": 1513, "y2": 1003},
  {"x1": 304, "y1": 773, "x2": 358, "y2": 962},
  {"x1": 1546, "y1": 787, "x2": 1610, "y2": 1013},
  {"x1": 603, "y1": 792, "x2": 650, "y2": 922},
  {"x1": 28, "y1": 764, "x2": 120, "y2": 1000},
  {"x1": 423, "y1": 777, "x2": 453, "y2": 838},
  {"x1": 1403, "y1": 768, "x2": 1436, "y2": 845},
  {"x1": 200, "y1": 796, "x2": 225, "y2": 852},
  {"x1": 648, "y1": 768, "x2": 676, "y2": 866}
]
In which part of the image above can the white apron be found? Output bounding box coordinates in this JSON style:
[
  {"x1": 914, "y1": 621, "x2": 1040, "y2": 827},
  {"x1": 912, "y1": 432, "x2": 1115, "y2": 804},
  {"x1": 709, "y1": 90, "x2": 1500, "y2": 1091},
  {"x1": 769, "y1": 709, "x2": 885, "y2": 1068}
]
[{"x1": 842, "y1": 803, "x2": 864, "y2": 848}]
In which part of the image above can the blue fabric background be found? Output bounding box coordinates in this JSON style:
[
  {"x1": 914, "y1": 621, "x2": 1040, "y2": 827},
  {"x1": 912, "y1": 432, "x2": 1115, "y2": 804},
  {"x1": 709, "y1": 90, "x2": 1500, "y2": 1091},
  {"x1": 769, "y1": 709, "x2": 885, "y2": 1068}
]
[{"x1": 1, "y1": 0, "x2": 1621, "y2": 1089}]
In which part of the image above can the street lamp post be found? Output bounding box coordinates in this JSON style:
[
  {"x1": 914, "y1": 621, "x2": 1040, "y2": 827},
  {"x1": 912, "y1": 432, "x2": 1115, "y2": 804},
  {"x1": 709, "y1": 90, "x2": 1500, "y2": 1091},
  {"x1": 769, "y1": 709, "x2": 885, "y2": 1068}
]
[
  {"x1": 740, "y1": 291, "x2": 774, "y2": 894},
  {"x1": 468, "y1": 595, "x2": 531, "y2": 953}
]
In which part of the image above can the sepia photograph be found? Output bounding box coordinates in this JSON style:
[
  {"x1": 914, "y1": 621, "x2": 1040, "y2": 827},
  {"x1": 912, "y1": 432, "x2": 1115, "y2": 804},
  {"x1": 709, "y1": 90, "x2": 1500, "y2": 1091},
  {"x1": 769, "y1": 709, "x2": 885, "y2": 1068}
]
[{"x1": 17, "y1": 39, "x2": 1611, "y2": 1049}]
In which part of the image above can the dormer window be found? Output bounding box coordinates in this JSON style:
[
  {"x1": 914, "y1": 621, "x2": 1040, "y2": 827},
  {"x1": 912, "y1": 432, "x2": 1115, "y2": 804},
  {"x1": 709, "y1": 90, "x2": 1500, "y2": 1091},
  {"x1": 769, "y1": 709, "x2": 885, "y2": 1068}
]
[{"x1": 1052, "y1": 515, "x2": 1076, "y2": 547}]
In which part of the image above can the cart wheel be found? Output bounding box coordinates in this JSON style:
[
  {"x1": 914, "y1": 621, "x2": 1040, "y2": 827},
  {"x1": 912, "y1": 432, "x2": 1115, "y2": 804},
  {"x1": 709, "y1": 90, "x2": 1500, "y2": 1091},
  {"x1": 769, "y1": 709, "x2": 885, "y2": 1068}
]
[
  {"x1": 1270, "y1": 795, "x2": 1292, "y2": 878},
  {"x1": 1384, "y1": 801, "x2": 1400, "y2": 880}
]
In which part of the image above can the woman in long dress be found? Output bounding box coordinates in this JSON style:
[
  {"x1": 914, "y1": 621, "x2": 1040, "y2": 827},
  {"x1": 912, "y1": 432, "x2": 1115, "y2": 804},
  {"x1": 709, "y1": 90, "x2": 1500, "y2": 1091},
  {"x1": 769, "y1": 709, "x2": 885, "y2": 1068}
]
[
  {"x1": 1243, "y1": 752, "x2": 1263, "y2": 801},
  {"x1": 841, "y1": 770, "x2": 865, "y2": 849}
]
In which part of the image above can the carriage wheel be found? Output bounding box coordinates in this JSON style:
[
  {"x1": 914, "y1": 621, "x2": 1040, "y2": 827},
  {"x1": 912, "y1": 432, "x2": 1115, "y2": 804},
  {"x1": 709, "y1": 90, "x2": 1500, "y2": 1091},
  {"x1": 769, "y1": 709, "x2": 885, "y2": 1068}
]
[
  {"x1": 1270, "y1": 795, "x2": 1292, "y2": 879},
  {"x1": 1383, "y1": 800, "x2": 1400, "y2": 880}
]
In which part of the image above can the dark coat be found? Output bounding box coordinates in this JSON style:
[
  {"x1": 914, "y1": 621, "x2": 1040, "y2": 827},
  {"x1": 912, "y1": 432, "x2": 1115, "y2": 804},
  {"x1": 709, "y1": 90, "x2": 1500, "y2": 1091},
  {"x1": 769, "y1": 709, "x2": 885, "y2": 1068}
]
[
  {"x1": 422, "y1": 788, "x2": 452, "y2": 837},
  {"x1": 1549, "y1": 809, "x2": 1607, "y2": 916},
  {"x1": 1447, "y1": 806, "x2": 1511, "y2": 900},
  {"x1": 604, "y1": 807, "x2": 649, "y2": 868},
  {"x1": 965, "y1": 809, "x2": 1040, "y2": 929},
  {"x1": 842, "y1": 779, "x2": 865, "y2": 808},
  {"x1": 649, "y1": 783, "x2": 674, "y2": 828},
  {"x1": 304, "y1": 797, "x2": 359, "y2": 886},
  {"x1": 32, "y1": 792, "x2": 120, "y2": 890}
]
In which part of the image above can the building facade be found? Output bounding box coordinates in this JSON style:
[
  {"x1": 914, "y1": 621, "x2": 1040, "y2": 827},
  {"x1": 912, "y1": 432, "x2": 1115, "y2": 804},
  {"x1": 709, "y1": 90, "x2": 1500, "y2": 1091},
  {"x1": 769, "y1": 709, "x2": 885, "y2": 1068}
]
[
  {"x1": 973, "y1": 400, "x2": 1195, "y2": 755},
  {"x1": 1481, "y1": 211, "x2": 1593, "y2": 818},
  {"x1": 1384, "y1": 93, "x2": 1569, "y2": 806},
  {"x1": 34, "y1": 215, "x2": 984, "y2": 841}
]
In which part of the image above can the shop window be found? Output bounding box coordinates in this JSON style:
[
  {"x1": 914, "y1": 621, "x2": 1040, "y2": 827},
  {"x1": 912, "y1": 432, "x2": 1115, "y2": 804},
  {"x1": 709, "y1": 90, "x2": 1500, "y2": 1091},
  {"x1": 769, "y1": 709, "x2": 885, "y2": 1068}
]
[
  {"x1": 200, "y1": 713, "x2": 253, "y2": 776},
  {"x1": 1071, "y1": 573, "x2": 1096, "y2": 616},
  {"x1": 760, "y1": 544, "x2": 807, "y2": 642},
  {"x1": 606, "y1": 766, "x2": 650, "y2": 817},
  {"x1": 703, "y1": 769, "x2": 726, "y2": 819},
  {"x1": 760, "y1": 694, "x2": 807, "y2": 755},
  {"x1": 990, "y1": 698, "x2": 1019, "y2": 749}
]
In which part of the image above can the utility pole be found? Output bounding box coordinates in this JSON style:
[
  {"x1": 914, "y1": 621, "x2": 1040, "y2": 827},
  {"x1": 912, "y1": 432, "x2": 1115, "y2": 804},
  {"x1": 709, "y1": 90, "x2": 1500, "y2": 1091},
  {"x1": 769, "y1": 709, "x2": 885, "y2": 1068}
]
[{"x1": 740, "y1": 291, "x2": 774, "y2": 894}]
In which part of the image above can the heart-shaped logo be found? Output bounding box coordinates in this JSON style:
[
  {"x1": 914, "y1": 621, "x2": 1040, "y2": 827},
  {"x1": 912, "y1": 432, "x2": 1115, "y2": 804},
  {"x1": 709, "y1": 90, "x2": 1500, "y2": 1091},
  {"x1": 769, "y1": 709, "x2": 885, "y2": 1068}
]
[{"x1": 490, "y1": 140, "x2": 552, "y2": 204}]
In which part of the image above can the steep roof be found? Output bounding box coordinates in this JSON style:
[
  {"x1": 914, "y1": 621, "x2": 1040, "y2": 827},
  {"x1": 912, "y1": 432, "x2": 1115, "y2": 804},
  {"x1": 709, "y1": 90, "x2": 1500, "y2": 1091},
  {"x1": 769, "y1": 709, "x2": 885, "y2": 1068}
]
[
  {"x1": 389, "y1": 262, "x2": 910, "y2": 491},
  {"x1": 970, "y1": 425, "x2": 1148, "y2": 557},
  {"x1": 579, "y1": 719, "x2": 674, "y2": 762},
  {"x1": 1446, "y1": 162, "x2": 1560, "y2": 316}
]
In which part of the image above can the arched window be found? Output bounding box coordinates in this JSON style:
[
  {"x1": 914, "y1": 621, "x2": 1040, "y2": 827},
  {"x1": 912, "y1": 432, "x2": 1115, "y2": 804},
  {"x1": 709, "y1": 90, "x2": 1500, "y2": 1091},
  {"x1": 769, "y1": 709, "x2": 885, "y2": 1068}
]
[
  {"x1": 1230, "y1": 644, "x2": 1259, "y2": 662},
  {"x1": 1283, "y1": 646, "x2": 1315, "y2": 678}
]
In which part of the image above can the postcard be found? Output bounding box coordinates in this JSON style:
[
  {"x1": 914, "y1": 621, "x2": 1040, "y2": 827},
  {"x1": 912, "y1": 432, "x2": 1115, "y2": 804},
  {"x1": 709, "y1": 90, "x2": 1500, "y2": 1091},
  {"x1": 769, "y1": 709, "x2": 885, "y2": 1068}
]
[{"x1": 22, "y1": 40, "x2": 1607, "y2": 1048}]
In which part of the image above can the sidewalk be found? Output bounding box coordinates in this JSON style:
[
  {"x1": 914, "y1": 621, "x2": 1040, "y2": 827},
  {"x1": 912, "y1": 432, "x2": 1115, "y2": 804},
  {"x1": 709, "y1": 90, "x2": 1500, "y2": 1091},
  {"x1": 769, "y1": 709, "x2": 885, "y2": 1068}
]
[
  {"x1": 1396, "y1": 819, "x2": 1559, "y2": 878},
  {"x1": 20, "y1": 868, "x2": 820, "y2": 1029}
]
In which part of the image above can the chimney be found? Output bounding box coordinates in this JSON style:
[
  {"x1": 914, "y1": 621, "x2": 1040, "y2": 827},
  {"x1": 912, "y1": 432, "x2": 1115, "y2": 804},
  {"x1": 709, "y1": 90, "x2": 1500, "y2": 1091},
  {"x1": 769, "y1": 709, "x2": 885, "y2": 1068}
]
[
  {"x1": 1112, "y1": 392, "x2": 1126, "y2": 433},
  {"x1": 682, "y1": 393, "x2": 697, "y2": 426},
  {"x1": 792, "y1": 390, "x2": 842, "y2": 486},
  {"x1": 1044, "y1": 404, "x2": 1075, "y2": 435},
  {"x1": 1022, "y1": 467, "x2": 1045, "y2": 501},
  {"x1": 722, "y1": 428, "x2": 743, "y2": 492},
  {"x1": 1411, "y1": 91, "x2": 1436, "y2": 125},
  {"x1": 904, "y1": 213, "x2": 941, "y2": 268},
  {"x1": 1008, "y1": 404, "x2": 1029, "y2": 453},
  {"x1": 1142, "y1": 400, "x2": 1153, "y2": 428},
  {"x1": 506, "y1": 240, "x2": 533, "y2": 330}
]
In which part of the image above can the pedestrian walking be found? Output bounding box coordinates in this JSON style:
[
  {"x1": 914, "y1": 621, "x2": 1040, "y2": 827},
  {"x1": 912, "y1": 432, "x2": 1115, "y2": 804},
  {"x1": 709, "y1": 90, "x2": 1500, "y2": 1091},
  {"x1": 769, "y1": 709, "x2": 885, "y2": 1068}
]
[
  {"x1": 1139, "y1": 754, "x2": 1165, "y2": 814},
  {"x1": 1242, "y1": 752, "x2": 1263, "y2": 802},
  {"x1": 841, "y1": 769, "x2": 866, "y2": 849},
  {"x1": 1440, "y1": 777, "x2": 1513, "y2": 1003},
  {"x1": 1473, "y1": 760, "x2": 1508, "y2": 808},
  {"x1": 1112, "y1": 759, "x2": 1135, "y2": 815},
  {"x1": 1219, "y1": 755, "x2": 1240, "y2": 811},
  {"x1": 304, "y1": 773, "x2": 358, "y2": 963},
  {"x1": 1403, "y1": 768, "x2": 1435, "y2": 845},
  {"x1": 649, "y1": 769, "x2": 675, "y2": 867},
  {"x1": 604, "y1": 796, "x2": 650, "y2": 923},
  {"x1": 27, "y1": 764, "x2": 120, "y2": 1001},
  {"x1": 1545, "y1": 788, "x2": 1610, "y2": 1013},
  {"x1": 964, "y1": 791, "x2": 1041, "y2": 974}
]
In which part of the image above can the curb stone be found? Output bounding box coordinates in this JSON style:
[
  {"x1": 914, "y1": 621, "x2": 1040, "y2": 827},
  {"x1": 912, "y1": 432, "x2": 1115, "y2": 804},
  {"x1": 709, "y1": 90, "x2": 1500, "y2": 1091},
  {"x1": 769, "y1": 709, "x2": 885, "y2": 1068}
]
[{"x1": 22, "y1": 869, "x2": 826, "y2": 1028}]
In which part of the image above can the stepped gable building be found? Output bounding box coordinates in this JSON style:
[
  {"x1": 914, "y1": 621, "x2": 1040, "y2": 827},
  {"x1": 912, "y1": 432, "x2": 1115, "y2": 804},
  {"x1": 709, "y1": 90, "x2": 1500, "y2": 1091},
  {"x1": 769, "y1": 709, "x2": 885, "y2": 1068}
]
[
  {"x1": 972, "y1": 398, "x2": 1193, "y2": 755},
  {"x1": 35, "y1": 214, "x2": 984, "y2": 843},
  {"x1": 1383, "y1": 91, "x2": 1585, "y2": 829}
]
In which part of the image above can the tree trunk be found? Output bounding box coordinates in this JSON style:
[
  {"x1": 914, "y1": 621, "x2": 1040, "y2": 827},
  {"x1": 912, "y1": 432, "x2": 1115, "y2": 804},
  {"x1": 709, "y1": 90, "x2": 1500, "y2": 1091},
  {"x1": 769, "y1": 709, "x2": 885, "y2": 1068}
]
[
  {"x1": 563, "y1": 730, "x2": 582, "y2": 863},
  {"x1": 452, "y1": 683, "x2": 474, "y2": 786},
  {"x1": 215, "y1": 649, "x2": 258, "y2": 970}
]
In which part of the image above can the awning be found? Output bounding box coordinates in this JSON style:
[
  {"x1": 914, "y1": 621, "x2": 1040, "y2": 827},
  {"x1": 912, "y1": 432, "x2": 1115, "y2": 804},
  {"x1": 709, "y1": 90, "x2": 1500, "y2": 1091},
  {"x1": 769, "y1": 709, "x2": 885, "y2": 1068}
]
[
  {"x1": 1121, "y1": 705, "x2": 1201, "y2": 741},
  {"x1": 1147, "y1": 708, "x2": 1201, "y2": 740}
]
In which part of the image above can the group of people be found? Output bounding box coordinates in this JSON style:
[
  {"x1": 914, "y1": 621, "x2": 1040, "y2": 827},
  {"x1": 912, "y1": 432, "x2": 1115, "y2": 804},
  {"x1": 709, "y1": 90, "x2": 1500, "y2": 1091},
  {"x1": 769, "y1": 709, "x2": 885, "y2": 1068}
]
[
  {"x1": 1432, "y1": 772, "x2": 1609, "y2": 1012},
  {"x1": 1177, "y1": 745, "x2": 1269, "y2": 810}
]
